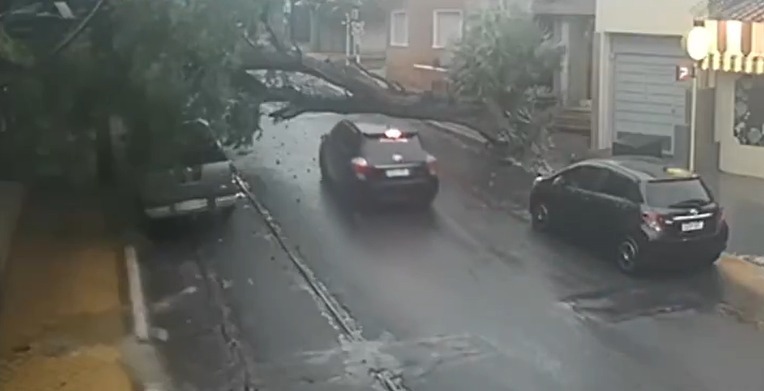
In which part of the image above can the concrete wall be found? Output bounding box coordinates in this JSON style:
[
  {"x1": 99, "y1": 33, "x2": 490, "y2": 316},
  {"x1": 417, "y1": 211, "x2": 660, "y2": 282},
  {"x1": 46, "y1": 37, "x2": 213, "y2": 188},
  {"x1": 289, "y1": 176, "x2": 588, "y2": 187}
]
[
  {"x1": 715, "y1": 72, "x2": 764, "y2": 179},
  {"x1": 695, "y1": 87, "x2": 719, "y2": 174},
  {"x1": 595, "y1": 0, "x2": 700, "y2": 35},
  {"x1": 0, "y1": 182, "x2": 24, "y2": 285}
]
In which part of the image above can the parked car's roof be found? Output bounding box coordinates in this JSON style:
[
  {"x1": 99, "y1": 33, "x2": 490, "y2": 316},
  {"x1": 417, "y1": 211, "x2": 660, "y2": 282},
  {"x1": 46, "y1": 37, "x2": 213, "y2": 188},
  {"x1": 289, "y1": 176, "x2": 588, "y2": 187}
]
[
  {"x1": 584, "y1": 155, "x2": 697, "y2": 182},
  {"x1": 346, "y1": 120, "x2": 419, "y2": 136}
]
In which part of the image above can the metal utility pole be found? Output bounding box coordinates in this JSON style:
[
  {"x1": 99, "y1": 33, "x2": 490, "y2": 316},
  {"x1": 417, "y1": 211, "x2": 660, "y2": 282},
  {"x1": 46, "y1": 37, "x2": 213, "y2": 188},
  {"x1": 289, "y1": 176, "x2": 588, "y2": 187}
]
[
  {"x1": 688, "y1": 62, "x2": 699, "y2": 172},
  {"x1": 343, "y1": 6, "x2": 364, "y2": 65}
]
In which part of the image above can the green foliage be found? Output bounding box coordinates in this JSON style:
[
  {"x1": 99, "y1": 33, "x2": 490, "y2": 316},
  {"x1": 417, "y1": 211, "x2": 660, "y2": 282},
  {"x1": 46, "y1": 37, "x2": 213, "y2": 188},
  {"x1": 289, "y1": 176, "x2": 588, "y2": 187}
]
[
  {"x1": 109, "y1": 0, "x2": 265, "y2": 152},
  {"x1": 0, "y1": 25, "x2": 35, "y2": 66},
  {"x1": 450, "y1": 7, "x2": 563, "y2": 166}
]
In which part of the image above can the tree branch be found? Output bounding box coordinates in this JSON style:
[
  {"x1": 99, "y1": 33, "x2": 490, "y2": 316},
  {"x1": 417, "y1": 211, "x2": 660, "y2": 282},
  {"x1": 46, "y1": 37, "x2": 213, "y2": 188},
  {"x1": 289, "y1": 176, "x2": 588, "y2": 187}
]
[
  {"x1": 237, "y1": 6, "x2": 509, "y2": 143},
  {"x1": 47, "y1": 0, "x2": 107, "y2": 59}
]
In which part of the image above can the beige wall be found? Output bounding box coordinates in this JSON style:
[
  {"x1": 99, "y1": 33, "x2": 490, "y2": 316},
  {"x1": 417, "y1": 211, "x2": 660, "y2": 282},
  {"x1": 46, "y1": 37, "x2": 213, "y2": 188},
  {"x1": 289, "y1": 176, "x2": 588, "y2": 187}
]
[
  {"x1": 715, "y1": 72, "x2": 764, "y2": 179},
  {"x1": 595, "y1": 0, "x2": 701, "y2": 35},
  {"x1": 385, "y1": 0, "x2": 468, "y2": 90}
]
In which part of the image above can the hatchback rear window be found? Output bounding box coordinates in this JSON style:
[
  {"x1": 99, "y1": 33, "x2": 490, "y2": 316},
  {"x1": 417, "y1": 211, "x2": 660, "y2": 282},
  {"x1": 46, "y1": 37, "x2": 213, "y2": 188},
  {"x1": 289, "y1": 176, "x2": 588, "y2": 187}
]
[
  {"x1": 644, "y1": 178, "x2": 712, "y2": 208},
  {"x1": 360, "y1": 134, "x2": 426, "y2": 161}
]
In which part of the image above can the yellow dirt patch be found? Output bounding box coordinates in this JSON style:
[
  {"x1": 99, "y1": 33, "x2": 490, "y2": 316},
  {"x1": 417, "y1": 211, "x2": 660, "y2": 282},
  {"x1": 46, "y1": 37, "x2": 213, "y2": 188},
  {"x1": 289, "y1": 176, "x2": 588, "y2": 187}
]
[
  {"x1": 717, "y1": 254, "x2": 764, "y2": 326},
  {"x1": 0, "y1": 205, "x2": 133, "y2": 390}
]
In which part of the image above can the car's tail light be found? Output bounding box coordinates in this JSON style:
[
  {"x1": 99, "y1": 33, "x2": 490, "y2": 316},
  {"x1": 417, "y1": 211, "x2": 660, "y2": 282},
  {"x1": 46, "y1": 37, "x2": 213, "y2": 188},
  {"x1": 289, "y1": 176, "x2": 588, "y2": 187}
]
[
  {"x1": 642, "y1": 211, "x2": 665, "y2": 232},
  {"x1": 351, "y1": 157, "x2": 371, "y2": 180},
  {"x1": 426, "y1": 154, "x2": 437, "y2": 175}
]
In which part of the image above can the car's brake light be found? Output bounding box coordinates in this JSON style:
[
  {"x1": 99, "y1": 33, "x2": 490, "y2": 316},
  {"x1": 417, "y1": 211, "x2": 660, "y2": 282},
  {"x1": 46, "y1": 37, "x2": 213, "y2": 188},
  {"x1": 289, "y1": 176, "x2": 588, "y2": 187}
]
[
  {"x1": 351, "y1": 157, "x2": 371, "y2": 180},
  {"x1": 426, "y1": 154, "x2": 437, "y2": 175},
  {"x1": 642, "y1": 211, "x2": 665, "y2": 232},
  {"x1": 384, "y1": 128, "x2": 402, "y2": 139}
]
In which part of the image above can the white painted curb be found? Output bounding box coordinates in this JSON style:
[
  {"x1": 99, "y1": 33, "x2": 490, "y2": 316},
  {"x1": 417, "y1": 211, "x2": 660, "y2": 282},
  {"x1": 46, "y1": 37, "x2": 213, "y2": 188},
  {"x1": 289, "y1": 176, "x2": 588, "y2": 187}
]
[{"x1": 125, "y1": 245, "x2": 150, "y2": 341}]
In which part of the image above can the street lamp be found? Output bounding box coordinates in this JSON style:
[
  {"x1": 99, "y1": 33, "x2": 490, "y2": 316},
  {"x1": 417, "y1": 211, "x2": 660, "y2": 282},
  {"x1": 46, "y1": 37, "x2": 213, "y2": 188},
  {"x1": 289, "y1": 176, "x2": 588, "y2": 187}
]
[{"x1": 684, "y1": 25, "x2": 712, "y2": 172}]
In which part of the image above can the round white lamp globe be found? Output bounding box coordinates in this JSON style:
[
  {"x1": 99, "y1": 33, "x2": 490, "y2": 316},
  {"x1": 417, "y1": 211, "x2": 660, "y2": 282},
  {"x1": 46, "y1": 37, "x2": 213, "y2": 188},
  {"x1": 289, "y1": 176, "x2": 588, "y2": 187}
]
[{"x1": 685, "y1": 26, "x2": 712, "y2": 61}]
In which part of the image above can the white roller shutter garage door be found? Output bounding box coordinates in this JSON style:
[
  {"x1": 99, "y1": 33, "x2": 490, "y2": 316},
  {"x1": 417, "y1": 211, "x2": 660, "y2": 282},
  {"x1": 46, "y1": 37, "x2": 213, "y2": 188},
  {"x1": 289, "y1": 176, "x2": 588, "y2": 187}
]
[{"x1": 611, "y1": 35, "x2": 687, "y2": 155}]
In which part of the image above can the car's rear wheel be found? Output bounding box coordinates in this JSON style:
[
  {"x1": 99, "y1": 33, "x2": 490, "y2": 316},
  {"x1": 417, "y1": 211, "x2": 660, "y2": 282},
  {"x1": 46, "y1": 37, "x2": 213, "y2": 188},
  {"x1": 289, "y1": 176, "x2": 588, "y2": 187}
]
[
  {"x1": 616, "y1": 236, "x2": 642, "y2": 274},
  {"x1": 531, "y1": 202, "x2": 552, "y2": 232},
  {"x1": 319, "y1": 148, "x2": 330, "y2": 184}
]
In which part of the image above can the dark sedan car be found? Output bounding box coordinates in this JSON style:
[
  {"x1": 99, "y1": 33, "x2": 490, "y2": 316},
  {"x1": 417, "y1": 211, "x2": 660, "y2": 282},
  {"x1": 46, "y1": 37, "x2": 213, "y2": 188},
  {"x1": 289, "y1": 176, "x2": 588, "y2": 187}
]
[
  {"x1": 529, "y1": 156, "x2": 729, "y2": 274},
  {"x1": 318, "y1": 119, "x2": 439, "y2": 207}
]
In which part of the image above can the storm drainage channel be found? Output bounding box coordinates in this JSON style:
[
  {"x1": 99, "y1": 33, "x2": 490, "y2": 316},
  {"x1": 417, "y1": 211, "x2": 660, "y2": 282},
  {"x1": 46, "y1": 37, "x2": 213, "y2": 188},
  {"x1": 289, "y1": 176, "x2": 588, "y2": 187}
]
[{"x1": 234, "y1": 175, "x2": 408, "y2": 391}]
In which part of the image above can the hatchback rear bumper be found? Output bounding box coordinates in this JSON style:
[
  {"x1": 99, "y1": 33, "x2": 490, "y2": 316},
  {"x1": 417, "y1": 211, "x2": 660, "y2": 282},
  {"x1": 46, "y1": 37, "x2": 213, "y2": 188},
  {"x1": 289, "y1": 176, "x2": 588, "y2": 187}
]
[
  {"x1": 356, "y1": 177, "x2": 439, "y2": 203},
  {"x1": 642, "y1": 225, "x2": 729, "y2": 265}
]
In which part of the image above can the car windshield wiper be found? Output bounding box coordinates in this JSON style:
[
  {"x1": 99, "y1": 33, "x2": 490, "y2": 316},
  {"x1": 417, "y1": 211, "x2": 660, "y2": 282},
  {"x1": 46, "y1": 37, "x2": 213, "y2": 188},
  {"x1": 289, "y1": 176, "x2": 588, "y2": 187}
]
[{"x1": 668, "y1": 198, "x2": 711, "y2": 208}]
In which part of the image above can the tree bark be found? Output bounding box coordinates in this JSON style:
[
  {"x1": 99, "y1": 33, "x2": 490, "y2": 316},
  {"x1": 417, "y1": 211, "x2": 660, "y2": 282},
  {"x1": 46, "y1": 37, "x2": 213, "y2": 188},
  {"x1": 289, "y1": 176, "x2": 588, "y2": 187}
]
[{"x1": 239, "y1": 48, "x2": 508, "y2": 142}]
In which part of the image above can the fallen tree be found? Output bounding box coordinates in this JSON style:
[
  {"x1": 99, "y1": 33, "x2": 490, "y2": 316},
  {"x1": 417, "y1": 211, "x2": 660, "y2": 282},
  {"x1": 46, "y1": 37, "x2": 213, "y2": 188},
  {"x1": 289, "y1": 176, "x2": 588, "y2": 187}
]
[
  {"x1": 1, "y1": 0, "x2": 563, "y2": 175},
  {"x1": 238, "y1": 1, "x2": 563, "y2": 167}
]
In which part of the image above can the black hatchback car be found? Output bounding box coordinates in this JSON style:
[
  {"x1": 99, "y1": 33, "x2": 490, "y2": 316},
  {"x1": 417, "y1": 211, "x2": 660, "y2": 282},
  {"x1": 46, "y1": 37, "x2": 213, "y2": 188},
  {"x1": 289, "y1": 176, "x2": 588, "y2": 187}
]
[
  {"x1": 529, "y1": 156, "x2": 729, "y2": 273},
  {"x1": 318, "y1": 119, "x2": 439, "y2": 207}
]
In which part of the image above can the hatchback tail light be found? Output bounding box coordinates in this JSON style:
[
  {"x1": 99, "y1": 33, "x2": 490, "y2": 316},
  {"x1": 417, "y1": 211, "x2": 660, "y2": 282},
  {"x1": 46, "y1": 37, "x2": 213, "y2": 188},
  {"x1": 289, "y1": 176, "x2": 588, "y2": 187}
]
[
  {"x1": 426, "y1": 155, "x2": 437, "y2": 176},
  {"x1": 642, "y1": 211, "x2": 665, "y2": 232},
  {"x1": 351, "y1": 157, "x2": 371, "y2": 180}
]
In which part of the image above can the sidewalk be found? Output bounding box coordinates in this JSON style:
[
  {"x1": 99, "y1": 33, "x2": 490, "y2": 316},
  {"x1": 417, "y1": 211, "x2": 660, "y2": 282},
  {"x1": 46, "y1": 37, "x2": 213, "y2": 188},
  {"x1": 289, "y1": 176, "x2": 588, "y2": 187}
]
[
  {"x1": 0, "y1": 181, "x2": 24, "y2": 283},
  {"x1": 0, "y1": 192, "x2": 134, "y2": 391},
  {"x1": 700, "y1": 169, "x2": 764, "y2": 259}
]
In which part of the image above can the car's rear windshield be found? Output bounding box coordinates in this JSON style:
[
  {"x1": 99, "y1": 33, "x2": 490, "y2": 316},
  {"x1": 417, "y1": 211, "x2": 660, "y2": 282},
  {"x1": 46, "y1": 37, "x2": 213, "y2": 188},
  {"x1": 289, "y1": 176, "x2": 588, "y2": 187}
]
[
  {"x1": 644, "y1": 178, "x2": 712, "y2": 208},
  {"x1": 361, "y1": 133, "x2": 425, "y2": 153}
]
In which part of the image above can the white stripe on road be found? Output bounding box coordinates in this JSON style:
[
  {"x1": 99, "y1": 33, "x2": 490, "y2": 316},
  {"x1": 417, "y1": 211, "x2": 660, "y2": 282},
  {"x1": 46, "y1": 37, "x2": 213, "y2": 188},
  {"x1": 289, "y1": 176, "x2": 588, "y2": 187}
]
[{"x1": 125, "y1": 245, "x2": 150, "y2": 341}]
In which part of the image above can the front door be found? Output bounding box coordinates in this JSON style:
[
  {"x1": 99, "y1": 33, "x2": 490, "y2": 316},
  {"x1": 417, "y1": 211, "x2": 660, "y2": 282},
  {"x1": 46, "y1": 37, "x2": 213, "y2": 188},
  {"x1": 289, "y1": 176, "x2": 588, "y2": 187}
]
[{"x1": 556, "y1": 165, "x2": 608, "y2": 238}]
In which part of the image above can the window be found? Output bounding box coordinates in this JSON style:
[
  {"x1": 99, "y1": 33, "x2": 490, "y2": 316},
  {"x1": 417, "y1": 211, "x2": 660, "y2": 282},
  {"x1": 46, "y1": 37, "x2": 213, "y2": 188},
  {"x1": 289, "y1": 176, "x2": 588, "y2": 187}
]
[
  {"x1": 390, "y1": 10, "x2": 408, "y2": 47},
  {"x1": 433, "y1": 10, "x2": 463, "y2": 49},
  {"x1": 561, "y1": 166, "x2": 606, "y2": 192},
  {"x1": 644, "y1": 179, "x2": 712, "y2": 208},
  {"x1": 600, "y1": 172, "x2": 642, "y2": 203}
]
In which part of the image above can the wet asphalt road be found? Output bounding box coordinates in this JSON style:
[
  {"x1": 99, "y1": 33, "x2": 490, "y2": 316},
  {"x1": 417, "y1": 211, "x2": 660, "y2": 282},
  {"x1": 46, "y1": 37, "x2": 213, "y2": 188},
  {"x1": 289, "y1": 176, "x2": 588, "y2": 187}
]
[{"x1": 142, "y1": 113, "x2": 764, "y2": 391}]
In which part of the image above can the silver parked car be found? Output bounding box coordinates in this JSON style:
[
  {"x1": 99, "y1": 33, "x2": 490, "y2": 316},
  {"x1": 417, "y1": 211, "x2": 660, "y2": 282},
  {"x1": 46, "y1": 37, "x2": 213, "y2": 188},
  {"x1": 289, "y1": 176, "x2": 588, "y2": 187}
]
[{"x1": 136, "y1": 132, "x2": 242, "y2": 221}]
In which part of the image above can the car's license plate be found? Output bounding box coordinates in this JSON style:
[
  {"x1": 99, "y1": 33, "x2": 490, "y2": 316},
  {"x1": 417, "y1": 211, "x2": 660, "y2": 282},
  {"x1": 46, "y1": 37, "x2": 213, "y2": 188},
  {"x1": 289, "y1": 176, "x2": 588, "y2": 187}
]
[
  {"x1": 176, "y1": 199, "x2": 208, "y2": 211},
  {"x1": 681, "y1": 221, "x2": 704, "y2": 232},
  {"x1": 385, "y1": 168, "x2": 410, "y2": 177}
]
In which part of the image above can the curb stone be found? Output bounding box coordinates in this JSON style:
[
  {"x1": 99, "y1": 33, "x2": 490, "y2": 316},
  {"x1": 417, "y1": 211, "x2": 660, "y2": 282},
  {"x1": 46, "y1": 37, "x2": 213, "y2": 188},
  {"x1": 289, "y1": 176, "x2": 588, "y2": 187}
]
[
  {"x1": 426, "y1": 120, "x2": 488, "y2": 144},
  {"x1": 122, "y1": 245, "x2": 175, "y2": 391}
]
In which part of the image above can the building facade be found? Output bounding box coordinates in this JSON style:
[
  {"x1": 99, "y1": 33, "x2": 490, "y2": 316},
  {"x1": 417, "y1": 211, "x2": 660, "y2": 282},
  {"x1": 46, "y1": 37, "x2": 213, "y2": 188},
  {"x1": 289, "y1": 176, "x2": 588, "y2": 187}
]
[
  {"x1": 592, "y1": 0, "x2": 700, "y2": 162},
  {"x1": 693, "y1": 1, "x2": 764, "y2": 179}
]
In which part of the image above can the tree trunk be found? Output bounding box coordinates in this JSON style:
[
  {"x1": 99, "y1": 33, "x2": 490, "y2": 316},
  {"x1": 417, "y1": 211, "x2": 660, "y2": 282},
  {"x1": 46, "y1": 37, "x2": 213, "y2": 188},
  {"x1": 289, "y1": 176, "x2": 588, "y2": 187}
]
[
  {"x1": 90, "y1": 1, "x2": 116, "y2": 186},
  {"x1": 95, "y1": 118, "x2": 113, "y2": 184}
]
